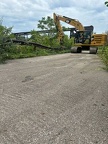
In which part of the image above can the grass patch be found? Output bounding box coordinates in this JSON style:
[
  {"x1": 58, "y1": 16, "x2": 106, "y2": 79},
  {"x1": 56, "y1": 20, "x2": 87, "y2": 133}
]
[{"x1": 98, "y1": 46, "x2": 108, "y2": 70}]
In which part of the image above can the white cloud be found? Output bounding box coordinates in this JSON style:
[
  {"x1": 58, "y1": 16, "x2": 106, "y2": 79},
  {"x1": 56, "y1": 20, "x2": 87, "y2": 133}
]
[{"x1": 0, "y1": 0, "x2": 108, "y2": 33}]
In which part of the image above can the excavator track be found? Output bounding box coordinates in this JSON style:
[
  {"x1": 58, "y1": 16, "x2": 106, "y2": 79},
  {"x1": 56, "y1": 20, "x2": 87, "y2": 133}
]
[
  {"x1": 71, "y1": 47, "x2": 82, "y2": 53},
  {"x1": 89, "y1": 47, "x2": 98, "y2": 54}
]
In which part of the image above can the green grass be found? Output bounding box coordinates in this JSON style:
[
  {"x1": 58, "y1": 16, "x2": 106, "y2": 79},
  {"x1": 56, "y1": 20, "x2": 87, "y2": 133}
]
[{"x1": 98, "y1": 46, "x2": 108, "y2": 70}]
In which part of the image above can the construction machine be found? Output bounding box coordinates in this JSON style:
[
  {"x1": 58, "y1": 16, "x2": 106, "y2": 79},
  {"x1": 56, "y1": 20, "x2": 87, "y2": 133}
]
[{"x1": 53, "y1": 13, "x2": 107, "y2": 54}]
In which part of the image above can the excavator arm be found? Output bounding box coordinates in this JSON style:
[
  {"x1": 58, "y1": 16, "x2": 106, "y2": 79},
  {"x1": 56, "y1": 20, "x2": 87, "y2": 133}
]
[
  {"x1": 53, "y1": 13, "x2": 64, "y2": 43},
  {"x1": 53, "y1": 13, "x2": 85, "y2": 43},
  {"x1": 54, "y1": 13, "x2": 85, "y2": 31}
]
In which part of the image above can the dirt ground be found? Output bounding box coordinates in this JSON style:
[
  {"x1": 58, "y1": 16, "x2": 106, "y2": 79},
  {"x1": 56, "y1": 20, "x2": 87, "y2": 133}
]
[{"x1": 0, "y1": 53, "x2": 108, "y2": 144}]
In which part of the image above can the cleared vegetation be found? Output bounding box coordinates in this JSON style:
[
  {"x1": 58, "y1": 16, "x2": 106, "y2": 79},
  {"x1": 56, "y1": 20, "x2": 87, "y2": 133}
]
[{"x1": 0, "y1": 17, "x2": 73, "y2": 63}]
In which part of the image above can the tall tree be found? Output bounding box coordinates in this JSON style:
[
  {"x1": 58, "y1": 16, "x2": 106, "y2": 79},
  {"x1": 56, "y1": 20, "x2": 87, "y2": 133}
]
[
  {"x1": 0, "y1": 19, "x2": 14, "y2": 54},
  {"x1": 38, "y1": 16, "x2": 55, "y2": 30},
  {"x1": 37, "y1": 16, "x2": 68, "y2": 39},
  {"x1": 37, "y1": 16, "x2": 56, "y2": 37}
]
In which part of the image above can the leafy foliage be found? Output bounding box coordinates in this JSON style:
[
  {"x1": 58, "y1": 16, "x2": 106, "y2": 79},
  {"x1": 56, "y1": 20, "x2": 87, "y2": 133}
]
[
  {"x1": 37, "y1": 16, "x2": 56, "y2": 38},
  {"x1": 34, "y1": 16, "x2": 74, "y2": 49},
  {"x1": 105, "y1": 1, "x2": 108, "y2": 7},
  {"x1": 0, "y1": 19, "x2": 14, "y2": 62},
  {"x1": 30, "y1": 29, "x2": 73, "y2": 49},
  {"x1": 38, "y1": 16, "x2": 55, "y2": 30},
  {"x1": 0, "y1": 16, "x2": 74, "y2": 63},
  {"x1": 98, "y1": 46, "x2": 108, "y2": 70}
]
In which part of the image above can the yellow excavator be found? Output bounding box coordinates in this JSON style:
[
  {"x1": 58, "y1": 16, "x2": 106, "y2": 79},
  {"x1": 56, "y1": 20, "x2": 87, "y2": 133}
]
[{"x1": 53, "y1": 13, "x2": 107, "y2": 54}]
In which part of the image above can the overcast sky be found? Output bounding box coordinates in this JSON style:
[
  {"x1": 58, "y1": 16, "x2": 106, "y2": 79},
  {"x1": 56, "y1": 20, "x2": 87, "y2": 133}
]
[{"x1": 0, "y1": 0, "x2": 108, "y2": 34}]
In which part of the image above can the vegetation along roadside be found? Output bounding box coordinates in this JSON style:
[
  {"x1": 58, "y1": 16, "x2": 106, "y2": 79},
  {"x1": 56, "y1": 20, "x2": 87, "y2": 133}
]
[{"x1": 0, "y1": 17, "x2": 73, "y2": 63}]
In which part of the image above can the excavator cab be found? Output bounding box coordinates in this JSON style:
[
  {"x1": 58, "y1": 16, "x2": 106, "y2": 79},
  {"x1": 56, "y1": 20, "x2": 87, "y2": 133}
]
[{"x1": 74, "y1": 31, "x2": 92, "y2": 44}]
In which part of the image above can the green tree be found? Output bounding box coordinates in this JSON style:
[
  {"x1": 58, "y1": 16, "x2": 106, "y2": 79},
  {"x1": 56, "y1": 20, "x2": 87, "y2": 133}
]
[
  {"x1": 37, "y1": 16, "x2": 69, "y2": 42},
  {"x1": 38, "y1": 16, "x2": 55, "y2": 30},
  {"x1": 0, "y1": 19, "x2": 13, "y2": 50},
  {"x1": 105, "y1": 1, "x2": 108, "y2": 7},
  {"x1": 30, "y1": 30, "x2": 43, "y2": 43},
  {"x1": 0, "y1": 19, "x2": 14, "y2": 62},
  {"x1": 37, "y1": 16, "x2": 56, "y2": 37}
]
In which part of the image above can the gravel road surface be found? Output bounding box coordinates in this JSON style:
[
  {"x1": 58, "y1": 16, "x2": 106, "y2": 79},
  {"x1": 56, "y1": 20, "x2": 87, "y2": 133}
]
[{"x1": 0, "y1": 53, "x2": 108, "y2": 144}]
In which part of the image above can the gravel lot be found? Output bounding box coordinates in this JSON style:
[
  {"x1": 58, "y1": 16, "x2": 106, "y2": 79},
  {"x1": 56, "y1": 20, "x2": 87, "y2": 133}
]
[{"x1": 0, "y1": 53, "x2": 108, "y2": 144}]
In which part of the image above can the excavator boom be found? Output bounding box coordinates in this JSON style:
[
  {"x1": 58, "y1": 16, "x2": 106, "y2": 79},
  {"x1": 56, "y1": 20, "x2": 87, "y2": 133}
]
[
  {"x1": 53, "y1": 13, "x2": 85, "y2": 43},
  {"x1": 53, "y1": 13, "x2": 64, "y2": 43},
  {"x1": 53, "y1": 13, "x2": 85, "y2": 31}
]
